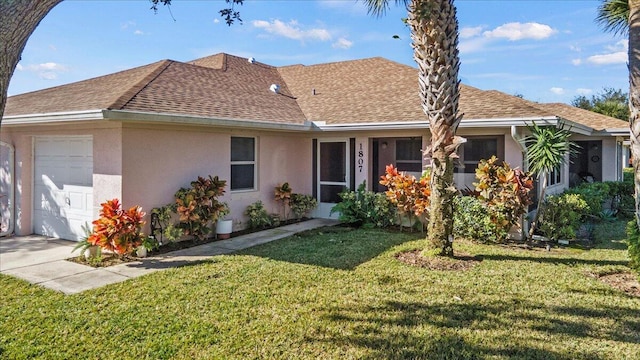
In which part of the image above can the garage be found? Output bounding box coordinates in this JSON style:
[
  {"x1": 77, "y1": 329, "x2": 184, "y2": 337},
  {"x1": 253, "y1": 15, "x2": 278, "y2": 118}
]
[{"x1": 33, "y1": 136, "x2": 94, "y2": 241}]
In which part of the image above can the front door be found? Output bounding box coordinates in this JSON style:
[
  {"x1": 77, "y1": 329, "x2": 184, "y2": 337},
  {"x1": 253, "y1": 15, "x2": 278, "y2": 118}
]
[{"x1": 315, "y1": 140, "x2": 350, "y2": 218}]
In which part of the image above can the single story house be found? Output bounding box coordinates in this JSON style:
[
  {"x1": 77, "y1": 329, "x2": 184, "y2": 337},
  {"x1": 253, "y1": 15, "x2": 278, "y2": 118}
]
[{"x1": 0, "y1": 53, "x2": 630, "y2": 241}]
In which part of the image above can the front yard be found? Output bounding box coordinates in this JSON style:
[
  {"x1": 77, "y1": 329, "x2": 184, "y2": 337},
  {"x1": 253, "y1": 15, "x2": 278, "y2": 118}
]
[{"x1": 0, "y1": 222, "x2": 638, "y2": 359}]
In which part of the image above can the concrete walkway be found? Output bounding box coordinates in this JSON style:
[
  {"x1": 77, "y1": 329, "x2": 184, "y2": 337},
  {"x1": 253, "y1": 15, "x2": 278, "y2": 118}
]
[{"x1": 0, "y1": 218, "x2": 337, "y2": 295}]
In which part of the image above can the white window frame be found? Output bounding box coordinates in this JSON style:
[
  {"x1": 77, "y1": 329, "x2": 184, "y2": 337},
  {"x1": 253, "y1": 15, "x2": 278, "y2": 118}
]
[
  {"x1": 547, "y1": 167, "x2": 561, "y2": 186},
  {"x1": 230, "y1": 136, "x2": 257, "y2": 192}
]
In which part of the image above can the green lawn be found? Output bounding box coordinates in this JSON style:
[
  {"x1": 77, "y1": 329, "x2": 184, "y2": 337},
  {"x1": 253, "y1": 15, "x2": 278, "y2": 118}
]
[{"x1": 1, "y1": 222, "x2": 639, "y2": 359}]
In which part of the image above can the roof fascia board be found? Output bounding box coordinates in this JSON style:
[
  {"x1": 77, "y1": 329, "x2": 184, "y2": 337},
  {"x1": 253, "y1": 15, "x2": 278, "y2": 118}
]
[
  {"x1": 313, "y1": 116, "x2": 568, "y2": 132},
  {"x1": 597, "y1": 128, "x2": 630, "y2": 137},
  {"x1": 103, "y1": 109, "x2": 314, "y2": 132},
  {"x1": 1, "y1": 109, "x2": 105, "y2": 125}
]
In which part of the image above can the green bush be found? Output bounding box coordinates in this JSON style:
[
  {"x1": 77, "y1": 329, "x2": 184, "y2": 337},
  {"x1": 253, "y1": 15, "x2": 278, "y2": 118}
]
[
  {"x1": 538, "y1": 193, "x2": 588, "y2": 240},
  {"x1": 245, "y1": 201, "x2": 278, "y2": 230},
  {"x1": 453, "y1": 196, "x2": 506, "y2": 243},
  {"x1": 627, "y1": 220, "x2": 640, "y2": 273},
  {"x1": 289, "y1": 193, "x2": 318, "y2": 219},
  {"x1": 567, "y1": 181, "x2": 634, "y2": 218},
  {"x1": 331, "y1": 182, "x2": 397, "y2": 228}
]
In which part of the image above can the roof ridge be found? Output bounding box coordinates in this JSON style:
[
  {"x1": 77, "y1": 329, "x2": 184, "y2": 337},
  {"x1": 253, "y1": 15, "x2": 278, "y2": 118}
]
[{"x1": 108, "y1": 60, "x2": 174, "y2": 110}]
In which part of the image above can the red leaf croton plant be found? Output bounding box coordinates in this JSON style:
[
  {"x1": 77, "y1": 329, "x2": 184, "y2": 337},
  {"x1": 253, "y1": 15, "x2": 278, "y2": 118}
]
[{"x1": 88, "y1": 199, "x2": 146, "y2": 256}]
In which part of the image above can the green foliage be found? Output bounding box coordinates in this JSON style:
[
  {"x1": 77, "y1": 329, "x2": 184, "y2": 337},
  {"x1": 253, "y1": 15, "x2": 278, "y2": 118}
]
[
  {"x1": 523, "y1": 123, "x2": 578, "y2": 176},
  {"x1": 331, "y1": 182, "x2": 397, "y2": 229},
  {"x1": 150, "y1": 204, "x2": 184, "y2": 243},
  {"x1": 175, "y1": 175, "x2": 227, "y2": 241},
  {"x1": 474, "y1": 156, "x2": 533, "y2": 239},
  {"x1": 453, "y1": 196, "x2": 505, "y2": 243},
  {"x1": 289, "y1": 193, "x2": 317, "y2": 219},
  {"x1": 567, "y1": 181, "x2": 634, "y2": 218},
  {"x1": 626, "y1": 220, "x2": 640, "y2": 273},
  {"x1": 538, "y1": 193, "x2": 589, "y2": 240},
  {"x1": 245, "y1": 201, "x2": 278, "y2": 230},
  {"x1": 571, "y1": 88, "x2": 629, "y2": 121}
]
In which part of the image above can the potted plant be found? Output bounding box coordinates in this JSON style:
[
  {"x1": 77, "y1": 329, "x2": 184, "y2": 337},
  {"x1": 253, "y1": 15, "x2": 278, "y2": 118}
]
[
  {"x1": 136, "y1": 236, "x2": 159, "y2": 258},
  {"x1": 73, "y1": 223, "x2": 101, "y2": 260},
  {"x1": 216, "y1": 203, "x2": 232, "y2": 239}
]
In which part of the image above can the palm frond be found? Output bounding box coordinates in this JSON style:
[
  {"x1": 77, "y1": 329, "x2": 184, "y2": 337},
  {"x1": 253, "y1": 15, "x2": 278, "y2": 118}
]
[
  {"x1": 361, "y1": 0, "x2": 410, "y2": 17},
  {"x1": 596, "y1": 0, "x2": 629, "y2": 36},
  {"x1": 522, "y1": 122, "x2": 579, "y2": 176}
]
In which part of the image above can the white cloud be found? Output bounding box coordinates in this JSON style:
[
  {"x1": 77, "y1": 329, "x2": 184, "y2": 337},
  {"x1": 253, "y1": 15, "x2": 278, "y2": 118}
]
[
  {"x1": 460, "y1": 26, "x2": 483, "y2": 39},
  {"x1": 576, "y1": 88, "x2": 593, "y2": 95},
  {"x1": 586, "y1": 39, "x2": 628, "y2": 65},
  {"x1": 16, "y1": 62, "x2": 68, "y2": 80},
  {"x1": 121, "y1": 21, "x2": 136, "y2": 30},
  {"x1": 459, "y1": 37, "x2": 491, "y2": 54},
  {"x1": 572, "y1": 58, "x2": 582, "y2": 66},
  {"x1": 569, "y1": 44, "x2": 581, "y2": 52},
  {"x1": 252, "y1": 19, "x2": 331, "y2": 42},
  {"x1": 483, "y1": 22, "x2": 556, "y2": 41},
  {"x1": 213, "y1": 18, "x2": 220, "y2": 24},
  {"x1": 332, "y1": 37, "x2": 353, "y2": 49},
  {"x1": 134, "y1": 30, "x2": 144, "y2": 35},
  {"x1": 550, "y1": 87, "x2": 565, "y2": 95}
]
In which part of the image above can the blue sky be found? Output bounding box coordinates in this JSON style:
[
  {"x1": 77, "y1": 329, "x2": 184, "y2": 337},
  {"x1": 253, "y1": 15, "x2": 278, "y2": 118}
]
[{"x1": 8, "y1": 0, "x2": 628, "y2": 104}]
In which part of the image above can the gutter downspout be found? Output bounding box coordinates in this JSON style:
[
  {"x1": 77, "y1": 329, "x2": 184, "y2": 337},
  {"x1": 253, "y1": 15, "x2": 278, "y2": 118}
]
[
  {"x1": 511, "y1": 126, "x2": 528, "y2": 240},
  {"x1": 0, "y1": 141, "x2": 15, "y2": 237}
]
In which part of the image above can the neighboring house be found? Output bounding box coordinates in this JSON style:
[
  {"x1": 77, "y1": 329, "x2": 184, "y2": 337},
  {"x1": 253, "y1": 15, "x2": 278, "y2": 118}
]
[{"x1": 0, "y1": 54, "x2": 630, "y2": 241}]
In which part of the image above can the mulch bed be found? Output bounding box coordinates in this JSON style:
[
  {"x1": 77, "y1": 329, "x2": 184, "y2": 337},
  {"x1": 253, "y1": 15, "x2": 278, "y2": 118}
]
[
  {"x1": 587, "y1": 271, "x2": 640, "y2": 297},
  {"x1": 396, "y1": 249, "x2": 482, "y2": 271},
  {"x1": 68, "y1": 218, "x2": 311, "y2": 268}
]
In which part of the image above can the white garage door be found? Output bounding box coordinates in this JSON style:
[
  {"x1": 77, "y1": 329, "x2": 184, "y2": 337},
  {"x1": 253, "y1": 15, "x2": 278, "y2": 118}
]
[{"x1": 33, "y1": 136, "x2": 93, "y2": 241}]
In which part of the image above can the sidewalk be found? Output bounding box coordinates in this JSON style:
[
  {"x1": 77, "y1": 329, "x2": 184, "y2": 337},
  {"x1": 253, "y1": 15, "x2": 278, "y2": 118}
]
[{"x1": 0, "y1": 218, "x2": 338, "y2": 295}]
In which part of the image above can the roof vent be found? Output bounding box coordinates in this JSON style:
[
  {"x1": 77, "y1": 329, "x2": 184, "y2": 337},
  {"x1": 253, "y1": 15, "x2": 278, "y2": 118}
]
[
  {"x1": 269, "y1": 84, "x2": 281, "y2": 94},
  {"x1": 248, "y1": 57, "x2": 255, "y2": 64}
]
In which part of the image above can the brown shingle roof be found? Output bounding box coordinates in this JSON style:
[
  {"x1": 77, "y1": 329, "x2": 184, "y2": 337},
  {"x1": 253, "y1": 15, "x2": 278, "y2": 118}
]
[
  {"x1": 120, "y1": 55, "x2": 306, "y2": 124},
  {"x1": 4, "y1": 60, "x2": 170, "y2": 116},
  {"x1": 278, "y1": 57, "x2": 425, "y2": 123},
  {"x1": 3, "y1": 53, "x2": 628, "y2": 133},
  {"x1": 535, "y1": 102, "x2": 629, "y2": 130}
]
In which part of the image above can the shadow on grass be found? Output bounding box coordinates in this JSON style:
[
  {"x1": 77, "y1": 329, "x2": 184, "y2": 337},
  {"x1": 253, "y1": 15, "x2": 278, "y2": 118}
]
[
  {"x1": 480, "y1": 253, "x2": 629, "y2": 267},
  {"x1": 309, "y1": 299, "x2": 639, "y2": 359},
  {"x1": 240, "y1": 227, "x2": 421, "y2": 270}
]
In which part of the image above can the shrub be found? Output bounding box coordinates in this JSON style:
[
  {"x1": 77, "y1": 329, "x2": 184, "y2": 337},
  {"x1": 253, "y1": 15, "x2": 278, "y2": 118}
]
[
  {"x1": 379, "y1": 165, "x2": 430, "y2": 229},
  {"x1": 150, "y1": 204, "x2": 184, "y2": 244},
  {"x1": 453, "y1": 196, "x2": 505, "y2": 243},
  {"x1": 626, "y1": 220, "x2": 640, "y2": 273},
  {"x1": 538, "y1": 193, "x2": 588, "y2": 240},
  {"x1": 331, "y1": 182, "x2": 396, "y2": 229},
  {"x1": 289, "y1": 193, "x2": 317, "y2": 219},
  {"x1": 87, "y1": 199, "x2": 145, "y2": 256},
  {"x1": 245, "y1": 201, "x2": 278, "y2": 229},
  {"x1": 175, "y1": 175, "x2": 227, "y2": 241},
  {"x1": 567, "y1": 181, "x2": 634, "y2": 218},
  {"x1": 474, "y1": 156, "x2": 533, "y2": 239},
  {"x1": 565, "y1": 182, "x2": 608, "y2": 216}
]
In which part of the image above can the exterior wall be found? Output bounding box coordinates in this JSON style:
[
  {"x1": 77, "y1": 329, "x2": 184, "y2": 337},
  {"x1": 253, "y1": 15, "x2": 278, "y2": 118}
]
[
  {"x1": 0, "y1": 122, "x2": 122, "y2": 236},
  {"x1": 121, "y1": 124, "x2": 312, "y2": 232}
]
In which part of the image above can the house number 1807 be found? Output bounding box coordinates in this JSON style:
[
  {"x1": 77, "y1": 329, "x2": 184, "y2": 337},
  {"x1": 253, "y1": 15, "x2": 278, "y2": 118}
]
[{"x1": 358, "y1": 143, "x2": 364, "y2": 173}]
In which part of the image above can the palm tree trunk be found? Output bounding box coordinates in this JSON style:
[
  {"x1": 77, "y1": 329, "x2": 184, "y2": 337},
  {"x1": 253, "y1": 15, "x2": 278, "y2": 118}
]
[
  {"x1": 408, "y1": 0, "x2": 462, "y2": 257},
  {"x1": 0, "y1": 0, "x2": 62, "y2": 125},
  {"x1": 528, "y1": 172, "x2": 548, "y2": 242},
  {"x1": 629, "y1": 1, "x2": 640, "y2": 229}
]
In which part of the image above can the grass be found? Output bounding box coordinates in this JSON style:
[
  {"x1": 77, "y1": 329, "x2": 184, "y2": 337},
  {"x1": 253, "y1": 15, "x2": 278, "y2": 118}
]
[{"x1": 1, "y1": 222, "x2": 639, "y2": 359}]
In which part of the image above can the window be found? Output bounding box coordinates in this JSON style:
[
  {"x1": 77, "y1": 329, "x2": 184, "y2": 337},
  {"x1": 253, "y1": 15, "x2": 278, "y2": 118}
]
[
  {"x1": 231, "y1": 137, "x2": 256, "y2": 191},
  {"x1": 460, "y1": 136, "x2": 503, "y2": 173},
  {"x1": 395, "y1": 138, "x2": 422, "y2": 172},
  {"x1": 547, "y1": 167, "x2": 561, "y2": 186}
]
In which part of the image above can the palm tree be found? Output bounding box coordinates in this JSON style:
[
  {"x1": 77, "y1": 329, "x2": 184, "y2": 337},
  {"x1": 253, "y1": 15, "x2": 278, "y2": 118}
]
[
  {"x1": 365, "y1": 0, "x2": 463, "y2": 256},
  {"x1": 596, "y1": 0, "x2": 640, "y2": 229},
  {"x1": 522, "y1": 123, "x2": 577, "y2": 242}
]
